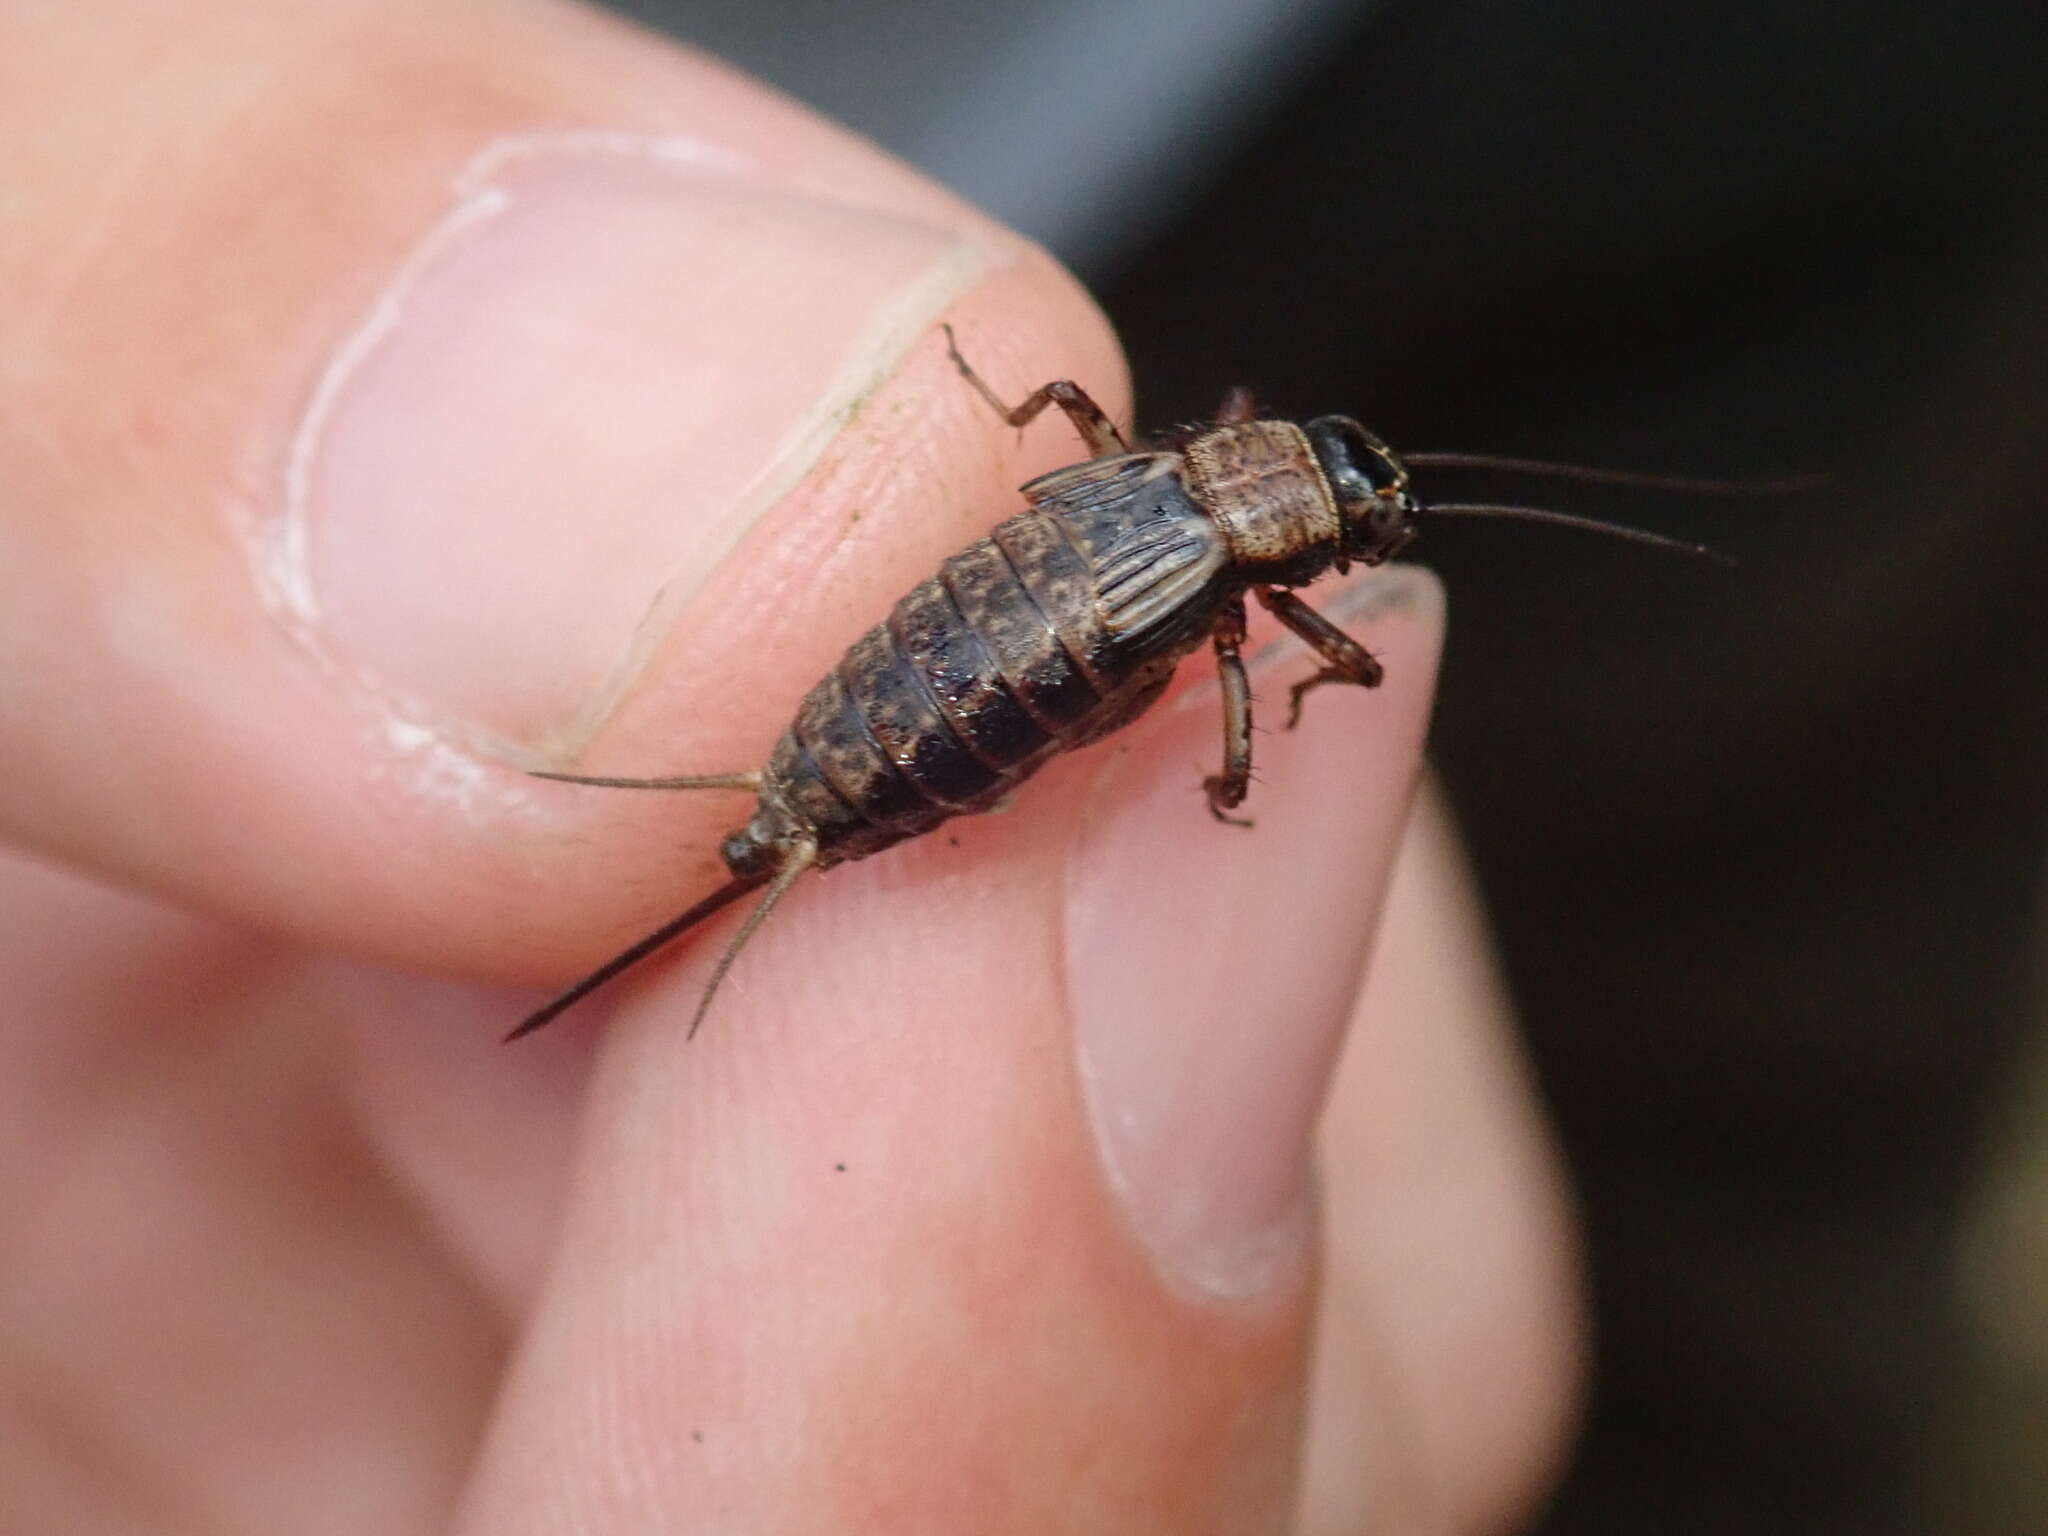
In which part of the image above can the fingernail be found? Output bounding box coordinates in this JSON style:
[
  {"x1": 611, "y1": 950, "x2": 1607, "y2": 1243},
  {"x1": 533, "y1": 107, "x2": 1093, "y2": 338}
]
[
  {"x1": 269, "y1": 135, "x2": 986, "y2": 761},
  {"x1": 1067, "y1": 569, "x2": 1444, "y2": 1299}
]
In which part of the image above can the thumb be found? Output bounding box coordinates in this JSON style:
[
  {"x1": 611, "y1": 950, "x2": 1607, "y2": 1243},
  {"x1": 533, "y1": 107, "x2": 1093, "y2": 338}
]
[
  {"x1": 0, "y1": 0, "x2": 1110, "y2": 987},
  {"x1": 462, "y1": 567, "x2": 1443, "y2": 1530}
]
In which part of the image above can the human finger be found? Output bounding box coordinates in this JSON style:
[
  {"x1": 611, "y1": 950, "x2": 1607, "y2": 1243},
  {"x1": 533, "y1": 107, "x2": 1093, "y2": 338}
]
[
  {"x1": 1301, "y1": 786, "x2": 1585, "y2": 1533},
  {"x1": 461, "y1": 569, "x2": 1445, "y2": 1531},
  {"x1": 0, "y1": 0, "x2": 1116, "y2": 990}
]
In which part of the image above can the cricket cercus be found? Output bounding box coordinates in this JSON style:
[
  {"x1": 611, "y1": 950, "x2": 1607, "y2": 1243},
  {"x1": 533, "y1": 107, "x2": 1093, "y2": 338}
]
[{"x1": 510, "y1": 325, "x2": 1770, "y2": 1043}]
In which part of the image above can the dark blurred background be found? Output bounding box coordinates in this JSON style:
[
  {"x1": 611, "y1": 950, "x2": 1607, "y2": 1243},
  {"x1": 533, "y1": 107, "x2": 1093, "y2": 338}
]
[{"x1": 613, "y1": 2, "x2": 2048, "y2": 1530}]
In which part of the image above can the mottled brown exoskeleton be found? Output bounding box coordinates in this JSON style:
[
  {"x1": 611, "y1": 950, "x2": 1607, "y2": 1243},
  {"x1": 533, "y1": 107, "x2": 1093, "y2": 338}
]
[{"x1": 510, "y1": 326, "x2": 1737, "y2": 1041}]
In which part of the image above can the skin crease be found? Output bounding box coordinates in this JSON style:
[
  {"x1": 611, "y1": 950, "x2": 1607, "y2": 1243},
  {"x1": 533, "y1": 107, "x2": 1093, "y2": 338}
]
[{"x1": 0, "y1": 2, "x2": 1582, "y2": 1532}]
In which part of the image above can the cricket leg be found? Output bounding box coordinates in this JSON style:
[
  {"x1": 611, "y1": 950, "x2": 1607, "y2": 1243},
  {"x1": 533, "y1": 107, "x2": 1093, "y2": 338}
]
[
  {"x1": 942, "y1": 323, "x2": 1130, "y2": 455},
  {"x1": 1256, "y1": 586, "x2": 1385, "y2": 730},
  {"x1": 1203, "y1": 598, "x2": 1256, "y2": 827}
]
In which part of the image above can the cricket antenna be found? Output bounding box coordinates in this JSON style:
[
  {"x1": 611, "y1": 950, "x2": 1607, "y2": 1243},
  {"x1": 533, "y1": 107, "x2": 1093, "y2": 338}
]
[
  {"x1": 1402, "y1": 451, "x2": 1826, "y2": 563},
  {"x1": 1403, "y1": 452, "x2": 1827, "y2": 498},
  {"x1": 505, "y1": 839, "x2": 817, "y2": 1042},
  {"x1": 1418, "y1": 501, "x2": 1736, "y2": 565}
]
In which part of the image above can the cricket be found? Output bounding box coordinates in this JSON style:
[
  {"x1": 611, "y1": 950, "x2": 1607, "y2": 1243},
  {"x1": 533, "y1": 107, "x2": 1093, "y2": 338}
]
[{"x1": 510, "y1": 324, "x2": 1780, "y2": 1042}]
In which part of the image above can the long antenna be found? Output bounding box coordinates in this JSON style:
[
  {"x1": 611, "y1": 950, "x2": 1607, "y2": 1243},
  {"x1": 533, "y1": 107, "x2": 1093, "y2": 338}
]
[
  {"x1": 1422, "y1": 501, "x2": 1735, "y2": 565},
  {"x1": 1405, "y1": 452, "x2": 1826, "y2": 498}
]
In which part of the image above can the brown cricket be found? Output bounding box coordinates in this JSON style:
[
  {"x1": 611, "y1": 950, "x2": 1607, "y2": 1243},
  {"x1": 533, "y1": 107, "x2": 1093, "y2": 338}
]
[{"x1": 509, "y1": 326, "x2": 1756, "y2": 1041}]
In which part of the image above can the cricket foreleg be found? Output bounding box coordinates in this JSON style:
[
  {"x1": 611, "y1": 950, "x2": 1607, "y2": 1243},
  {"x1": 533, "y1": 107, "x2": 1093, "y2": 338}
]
[
  {"x1": 942, "y1": 323, "x2": 1130, "y2": 455},
  {"x1": 1202, "y1": 599, "x2": 1256, "y2": 827},
  {"x1": 1255, "y1": 586, "x2": 1384, "y2": 730}
]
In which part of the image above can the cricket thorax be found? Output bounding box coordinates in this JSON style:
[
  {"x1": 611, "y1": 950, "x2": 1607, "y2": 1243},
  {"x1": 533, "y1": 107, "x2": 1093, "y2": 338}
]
[{"x1": 1181, "y1": 420, "x2": 1342, "y2": 576}]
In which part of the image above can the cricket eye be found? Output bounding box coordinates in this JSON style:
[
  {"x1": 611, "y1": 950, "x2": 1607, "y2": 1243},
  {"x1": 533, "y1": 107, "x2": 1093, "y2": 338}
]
[{"x1": 1305, "y1": 416, "x2": 1406, "y2": 505}]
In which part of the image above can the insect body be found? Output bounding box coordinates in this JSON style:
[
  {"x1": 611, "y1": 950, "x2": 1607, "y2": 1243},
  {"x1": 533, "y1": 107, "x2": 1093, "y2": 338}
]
[{"x1": 509, "y1": 327, "x2": 1724, "y2": 1041}]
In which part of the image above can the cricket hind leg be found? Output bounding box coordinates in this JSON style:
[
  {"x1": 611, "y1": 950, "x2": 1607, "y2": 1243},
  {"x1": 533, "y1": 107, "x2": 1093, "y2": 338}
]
[
  {"x1": 505, "y1": 834, "x2": 820, "y2": 1042},
  {"x1": 1255, "y1": 586, "x2": 1385, "y2": 729},
  {"x1": 941, "y1": 323, "x2": 1130, "y2": 456}
]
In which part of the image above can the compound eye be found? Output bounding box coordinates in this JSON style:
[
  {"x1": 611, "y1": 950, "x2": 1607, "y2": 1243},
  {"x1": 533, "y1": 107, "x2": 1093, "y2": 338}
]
[
  {"x1": 1362, "y1": 444, "x2": 1406, "y2": 495},
  {"x1": 1306, "y1": 416, "x2": 1407, "y2": 503},
  {"x1": 1340, "y1": 426, "x2": 1406, "y2": 495}
]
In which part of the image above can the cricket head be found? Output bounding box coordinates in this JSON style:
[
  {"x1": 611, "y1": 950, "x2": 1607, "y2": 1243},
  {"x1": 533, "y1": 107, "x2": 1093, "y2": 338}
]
[{"x1": 1303, "y1": 415, "x2": 1419, "y2": 565}]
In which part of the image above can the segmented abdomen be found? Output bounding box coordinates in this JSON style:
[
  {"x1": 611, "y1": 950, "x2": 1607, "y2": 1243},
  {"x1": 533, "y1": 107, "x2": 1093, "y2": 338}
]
[{"x1": 763, "y1": 497, "x2": 1222, "y2": 866}]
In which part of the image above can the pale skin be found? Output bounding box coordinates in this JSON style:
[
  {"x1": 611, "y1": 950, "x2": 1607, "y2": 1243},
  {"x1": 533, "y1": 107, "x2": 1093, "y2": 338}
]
[{"x1": 0, "y1": 3, "x2": 1582, "y2": 1531}]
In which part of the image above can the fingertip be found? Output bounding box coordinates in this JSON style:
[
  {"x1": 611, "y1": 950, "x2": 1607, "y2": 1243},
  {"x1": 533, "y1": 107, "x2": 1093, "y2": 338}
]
[
  {"x1": 1066, "y1": 564, "x2": 1443, "y2": 1301},
  {"x1": 1303, "y1": 786, "x2": 1586, "y2": 1533}
]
